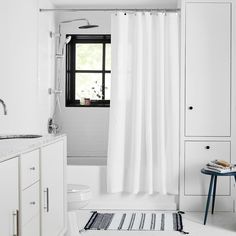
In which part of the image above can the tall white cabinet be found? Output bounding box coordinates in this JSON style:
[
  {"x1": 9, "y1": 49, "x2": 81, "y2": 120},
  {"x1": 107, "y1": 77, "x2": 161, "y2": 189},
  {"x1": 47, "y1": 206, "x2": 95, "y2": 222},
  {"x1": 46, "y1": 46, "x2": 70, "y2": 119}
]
[{"x1": 180, "y1": 0, "x2": 236, "y2": 211}]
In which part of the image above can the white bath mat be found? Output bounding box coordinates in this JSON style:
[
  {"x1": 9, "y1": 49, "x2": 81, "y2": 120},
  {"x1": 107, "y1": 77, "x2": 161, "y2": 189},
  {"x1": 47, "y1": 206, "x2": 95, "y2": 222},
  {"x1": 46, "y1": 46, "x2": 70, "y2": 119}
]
[{"x1": 80, "y1": 211, "x2": 188, "y2": 233}]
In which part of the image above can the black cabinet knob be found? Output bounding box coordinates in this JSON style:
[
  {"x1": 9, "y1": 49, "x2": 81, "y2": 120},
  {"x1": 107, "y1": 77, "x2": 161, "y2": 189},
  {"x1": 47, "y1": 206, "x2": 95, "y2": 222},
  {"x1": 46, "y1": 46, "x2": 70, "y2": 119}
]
[
  {"x1": 205, "y1": 146, "x2": 210, "y2": 150},
  {"x1": 188, "y1": 106, "x2": 193, "y2": 110}
]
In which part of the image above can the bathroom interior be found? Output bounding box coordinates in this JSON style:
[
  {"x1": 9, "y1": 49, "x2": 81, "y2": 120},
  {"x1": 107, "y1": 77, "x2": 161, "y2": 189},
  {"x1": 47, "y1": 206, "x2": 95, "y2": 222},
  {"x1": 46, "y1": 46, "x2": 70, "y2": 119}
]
[{"x1": 1, "y1": 0, "x2": 236, "y2": 235}]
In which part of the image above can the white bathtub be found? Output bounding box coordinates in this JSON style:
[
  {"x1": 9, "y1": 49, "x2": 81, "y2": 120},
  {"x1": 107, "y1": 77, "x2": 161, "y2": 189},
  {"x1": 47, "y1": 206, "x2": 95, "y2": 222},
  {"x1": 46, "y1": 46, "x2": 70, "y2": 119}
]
[{"x1": 67, "y1": 157, "x2": 177, "y2": 210}]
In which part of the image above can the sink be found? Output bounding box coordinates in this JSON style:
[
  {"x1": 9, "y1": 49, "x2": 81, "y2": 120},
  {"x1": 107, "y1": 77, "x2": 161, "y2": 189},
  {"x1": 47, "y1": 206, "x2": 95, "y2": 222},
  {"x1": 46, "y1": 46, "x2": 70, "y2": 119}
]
[{"x1": 0, "y1": 135, "x2": 42, "y2": 140}]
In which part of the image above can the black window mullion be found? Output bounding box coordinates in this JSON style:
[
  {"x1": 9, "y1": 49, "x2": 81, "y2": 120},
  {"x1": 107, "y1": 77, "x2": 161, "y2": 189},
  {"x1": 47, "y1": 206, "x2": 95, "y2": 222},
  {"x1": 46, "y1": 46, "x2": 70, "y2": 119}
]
[
  {"x1": 74, "y1": 70, "x2": 104, "y2": 73},
  {"x1": 71, "y1": 41, "x2": 76, "y2": 101},
  {"x1": 102, "y1": 41, "x2": 106, "y2": 100}
]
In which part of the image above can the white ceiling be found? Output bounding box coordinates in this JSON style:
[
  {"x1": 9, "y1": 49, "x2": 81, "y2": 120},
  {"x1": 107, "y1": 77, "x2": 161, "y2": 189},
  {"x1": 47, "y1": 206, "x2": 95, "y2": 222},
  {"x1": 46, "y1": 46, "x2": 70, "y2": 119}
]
[{"x1": 50, "y1": 0, "x2": 178, "y2": 8}]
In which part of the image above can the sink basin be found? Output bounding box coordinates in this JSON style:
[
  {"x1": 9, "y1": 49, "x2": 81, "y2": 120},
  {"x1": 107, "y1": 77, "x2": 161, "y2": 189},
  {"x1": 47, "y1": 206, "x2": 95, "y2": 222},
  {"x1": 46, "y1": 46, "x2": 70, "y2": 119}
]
[{"x1": 0, "y1": 135, "x2": 42, "y2": 140}]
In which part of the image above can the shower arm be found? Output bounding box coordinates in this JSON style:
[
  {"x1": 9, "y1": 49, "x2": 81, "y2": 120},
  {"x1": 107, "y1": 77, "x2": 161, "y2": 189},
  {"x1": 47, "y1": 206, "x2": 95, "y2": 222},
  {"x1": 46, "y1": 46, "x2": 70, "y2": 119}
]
[
  {"x1": 58, "y1": 18, "x2": 89, "y2": 37},
  {"x1": 60, "y1": 18, "x2": 89, "y2": 25},
  {"x1": 56, "y1": 18, "x2": 90, "y2": 50}
]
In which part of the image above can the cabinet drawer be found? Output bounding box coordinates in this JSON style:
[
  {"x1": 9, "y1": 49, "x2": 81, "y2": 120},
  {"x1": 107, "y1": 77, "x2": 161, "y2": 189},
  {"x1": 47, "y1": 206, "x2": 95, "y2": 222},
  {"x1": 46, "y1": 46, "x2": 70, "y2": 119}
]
[
  {"x1": 21, "y1": 214, "x2": 40, "y2": 236},
  {"x1": 184, "y1": 141, "x2": 231, "y2": 196},
  {"x1": 20, "y1": 149, "x2": 39, "y2": 190},
  {"x1": 21, "y1": 182, "x2": 39, "y2": 226}
]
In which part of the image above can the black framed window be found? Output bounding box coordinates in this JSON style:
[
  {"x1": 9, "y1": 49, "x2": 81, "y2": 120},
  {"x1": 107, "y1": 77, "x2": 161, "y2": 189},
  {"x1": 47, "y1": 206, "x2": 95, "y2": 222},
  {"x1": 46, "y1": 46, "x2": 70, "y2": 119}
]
[{"x1": 66, "y1": 34, "x2": 111, "y2": 107}]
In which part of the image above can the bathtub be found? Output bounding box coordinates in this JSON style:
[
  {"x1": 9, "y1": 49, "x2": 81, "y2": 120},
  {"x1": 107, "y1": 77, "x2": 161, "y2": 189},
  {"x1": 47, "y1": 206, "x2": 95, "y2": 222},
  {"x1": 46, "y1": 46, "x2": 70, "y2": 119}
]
[{"x1": 67, "y1": 157, "x2": 177, "y2": 210}]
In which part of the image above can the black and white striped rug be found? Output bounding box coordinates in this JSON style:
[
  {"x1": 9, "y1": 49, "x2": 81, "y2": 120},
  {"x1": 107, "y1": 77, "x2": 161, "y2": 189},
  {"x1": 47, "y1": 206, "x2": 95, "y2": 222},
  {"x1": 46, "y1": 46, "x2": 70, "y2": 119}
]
[{"x1": 81, "y1": 211, "x2": 185, "y2": 232}]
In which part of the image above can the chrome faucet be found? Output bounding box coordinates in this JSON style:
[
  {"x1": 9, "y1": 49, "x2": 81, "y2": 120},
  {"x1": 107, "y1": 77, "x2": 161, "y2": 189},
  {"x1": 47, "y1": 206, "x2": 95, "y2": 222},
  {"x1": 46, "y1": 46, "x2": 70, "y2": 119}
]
[{"x1": 0, "y1": 99, "x2": 7, "y2": 115}]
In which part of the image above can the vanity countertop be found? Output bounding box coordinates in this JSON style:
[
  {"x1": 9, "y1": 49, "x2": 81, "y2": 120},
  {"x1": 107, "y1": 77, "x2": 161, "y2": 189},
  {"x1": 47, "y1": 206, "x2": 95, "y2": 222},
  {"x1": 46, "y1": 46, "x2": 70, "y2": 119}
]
[{"x1": 0, "y1": 134, "x2": 66, "y2": 162}]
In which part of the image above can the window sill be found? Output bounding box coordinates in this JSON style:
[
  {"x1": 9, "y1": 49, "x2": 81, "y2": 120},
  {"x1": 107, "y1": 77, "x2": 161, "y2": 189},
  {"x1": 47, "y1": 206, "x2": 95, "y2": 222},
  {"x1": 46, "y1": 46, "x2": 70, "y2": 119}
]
[{"x1": 66, "y1": 103, "x2": 110, "y2": 108}]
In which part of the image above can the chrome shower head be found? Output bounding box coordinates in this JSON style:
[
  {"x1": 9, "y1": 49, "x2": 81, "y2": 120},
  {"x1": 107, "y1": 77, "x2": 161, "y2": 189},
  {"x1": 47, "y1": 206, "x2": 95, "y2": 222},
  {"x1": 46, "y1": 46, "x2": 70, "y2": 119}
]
[
  {"x1": 79, "y1": 24, "x2": 99, "y2": 29},
  {"x1": 59, "y1": 18, "x2": 99, "y2": 30}
]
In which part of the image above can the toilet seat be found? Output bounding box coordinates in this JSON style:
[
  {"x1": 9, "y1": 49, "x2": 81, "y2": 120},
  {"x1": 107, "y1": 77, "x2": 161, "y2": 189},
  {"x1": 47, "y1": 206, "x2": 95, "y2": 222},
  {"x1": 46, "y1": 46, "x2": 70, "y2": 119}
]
[
  {"x1": 67, "y1": 184, "x2": 91, "y2": 211},
  {"x1": 68, "y1": 184, "x2": 90, "y2": 193}
]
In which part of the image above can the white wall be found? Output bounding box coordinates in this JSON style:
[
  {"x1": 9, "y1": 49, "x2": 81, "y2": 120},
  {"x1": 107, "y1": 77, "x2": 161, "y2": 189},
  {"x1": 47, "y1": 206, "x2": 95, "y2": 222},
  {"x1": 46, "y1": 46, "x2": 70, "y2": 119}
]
[
  {"x1": 55, "y1": 12, "x2": 111, "y2": 160},
  {"x1": 0, "y1": 0, "x2": 55, "y2": 134},
  {"x1": 38, "y1": 0, "x2": 56, "y2": 133}
]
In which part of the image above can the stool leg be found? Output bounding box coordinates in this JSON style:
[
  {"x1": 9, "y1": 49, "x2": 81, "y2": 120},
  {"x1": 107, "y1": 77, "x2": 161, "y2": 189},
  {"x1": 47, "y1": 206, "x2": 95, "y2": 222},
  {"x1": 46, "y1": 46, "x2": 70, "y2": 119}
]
[
  {"x1": 211, "y1": 176, "x2": 217, "y2": 214},
  {"x1": 234, "y1": 176, "x2": 236, "y2": 183},
  {"x1": 204, "y1": 175, "x2": 214, "y2": 225}
]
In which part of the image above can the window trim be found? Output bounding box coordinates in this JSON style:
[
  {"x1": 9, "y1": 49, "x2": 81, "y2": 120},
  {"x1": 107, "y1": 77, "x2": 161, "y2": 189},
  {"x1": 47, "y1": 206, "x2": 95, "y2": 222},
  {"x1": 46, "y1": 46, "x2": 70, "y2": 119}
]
[{"x1": 66, "y1": 34, "x2": 111, "y2": 107}]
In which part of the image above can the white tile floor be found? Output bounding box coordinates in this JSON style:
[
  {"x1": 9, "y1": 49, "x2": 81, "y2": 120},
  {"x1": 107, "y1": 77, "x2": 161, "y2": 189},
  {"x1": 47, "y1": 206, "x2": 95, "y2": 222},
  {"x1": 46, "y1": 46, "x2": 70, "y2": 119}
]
[{"x1": 67, "y1": 210, "x2": 236, "y2": 236}]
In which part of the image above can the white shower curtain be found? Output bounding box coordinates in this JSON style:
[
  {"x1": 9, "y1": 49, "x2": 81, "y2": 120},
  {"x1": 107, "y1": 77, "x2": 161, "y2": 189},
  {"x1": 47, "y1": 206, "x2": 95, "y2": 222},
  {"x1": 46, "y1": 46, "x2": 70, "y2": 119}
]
[{"x1": 107, "y1": 12, "x2": 180, "y2": 195}]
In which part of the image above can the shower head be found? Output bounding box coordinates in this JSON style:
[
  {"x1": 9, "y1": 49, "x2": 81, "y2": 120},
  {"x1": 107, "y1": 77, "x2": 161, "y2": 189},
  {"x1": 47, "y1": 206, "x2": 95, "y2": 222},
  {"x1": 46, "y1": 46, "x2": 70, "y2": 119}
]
[
  {"x1": 60, "y1": 18, "x2": 99, "y2": 29},
  {"x1": 79, "y1": 23, "x2": 99, "y2": 29}
]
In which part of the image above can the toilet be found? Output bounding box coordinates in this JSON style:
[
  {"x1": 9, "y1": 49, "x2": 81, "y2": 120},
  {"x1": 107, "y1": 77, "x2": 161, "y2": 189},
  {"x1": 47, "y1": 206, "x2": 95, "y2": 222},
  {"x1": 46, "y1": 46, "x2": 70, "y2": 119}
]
[
  {"x1": 67, "y1": 184, "x2": 91, "y2": 211},
  {"x1": 66, "y1": 184, "x2": 91, "y2": 236}
]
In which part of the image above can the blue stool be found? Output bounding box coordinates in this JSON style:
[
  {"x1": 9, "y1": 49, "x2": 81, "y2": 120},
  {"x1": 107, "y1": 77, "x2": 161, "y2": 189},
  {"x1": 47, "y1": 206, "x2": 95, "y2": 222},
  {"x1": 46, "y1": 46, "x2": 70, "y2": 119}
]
[{"x1": 201, "y1": 168, "x2": 236, "y2": 225}]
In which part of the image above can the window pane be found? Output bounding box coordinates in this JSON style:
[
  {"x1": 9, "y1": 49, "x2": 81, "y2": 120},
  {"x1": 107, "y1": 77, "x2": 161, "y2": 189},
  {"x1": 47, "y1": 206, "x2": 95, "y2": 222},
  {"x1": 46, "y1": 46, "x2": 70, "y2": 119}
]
[
  {"x1": 76, "y1": 44, "x2": 103, "y2": 70},
  {"x1": 105, "y1": 44, "x2": 111, "y2": 71},
  {"x1": 105, "y1": 73, "x2": 111, "y2": 100},
  {"x1": 76, "y1": 73, "x2": 102, "y2": 100}
]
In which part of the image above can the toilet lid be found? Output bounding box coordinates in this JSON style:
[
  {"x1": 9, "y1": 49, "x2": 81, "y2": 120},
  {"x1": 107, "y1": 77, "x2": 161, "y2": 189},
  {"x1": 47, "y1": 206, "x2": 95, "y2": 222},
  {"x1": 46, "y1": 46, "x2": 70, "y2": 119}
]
[{"x1": 67, "y1": 184, "x2": 91, "y2": 194}]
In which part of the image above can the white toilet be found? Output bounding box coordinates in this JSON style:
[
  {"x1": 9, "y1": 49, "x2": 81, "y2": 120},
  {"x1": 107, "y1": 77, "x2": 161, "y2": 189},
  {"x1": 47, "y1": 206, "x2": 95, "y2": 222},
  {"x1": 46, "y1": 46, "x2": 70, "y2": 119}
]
[
  {"x1": 66, "y1": 184, "x2": 91, "y2": 236},
  {"x1": 67, "y1": 184, "x2": 91, "y2": 211}
]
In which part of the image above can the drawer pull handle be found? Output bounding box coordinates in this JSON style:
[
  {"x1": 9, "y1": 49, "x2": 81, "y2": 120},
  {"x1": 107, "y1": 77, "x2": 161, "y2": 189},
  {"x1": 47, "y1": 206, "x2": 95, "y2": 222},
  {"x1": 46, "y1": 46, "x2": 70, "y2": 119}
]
[
  {"x1": 30, "y1": 201, "x2": 36, "y2": 205},
  {"x1": 44, "y1": 188, "x2": 49, "y2": 212},
  {"x1": 188, "y1": 106, "x2": 193, "y2": 110},
  {"x1": 205, "y1": 146, "x2": 210, "y2": 150},
  {"x1": 12, "y1": 210, "x2": 19, "y2": 236},
  {"x1": 30, "y1": 167, "x2": 36, "y2": 170}
]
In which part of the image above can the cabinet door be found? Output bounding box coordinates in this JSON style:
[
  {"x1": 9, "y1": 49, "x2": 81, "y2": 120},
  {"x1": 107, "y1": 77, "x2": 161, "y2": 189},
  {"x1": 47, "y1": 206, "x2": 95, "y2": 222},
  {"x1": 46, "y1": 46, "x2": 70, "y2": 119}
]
[
  {"x1": 21, "y1": 214, "x2": 40, "y2": 236},
  {"x1": 41, "y1": 140, "x2": 66, "y2": 236},
  {"x1": 0, "y1": 158, "x2": 19, "y2": 236},
  {"x1": 185, "y1": 3, "x2": 231, "y2": 136},
  {"x1": 185, "y1": 141, "x2": 230, "y2": 195}
]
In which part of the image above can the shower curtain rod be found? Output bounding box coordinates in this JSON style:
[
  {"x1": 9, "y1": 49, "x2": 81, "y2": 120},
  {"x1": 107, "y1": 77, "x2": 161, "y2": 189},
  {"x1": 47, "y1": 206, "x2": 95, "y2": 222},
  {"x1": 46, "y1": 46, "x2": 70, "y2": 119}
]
[{"x1": 39, "y1": 8, "x2": 180, "y2": 13}]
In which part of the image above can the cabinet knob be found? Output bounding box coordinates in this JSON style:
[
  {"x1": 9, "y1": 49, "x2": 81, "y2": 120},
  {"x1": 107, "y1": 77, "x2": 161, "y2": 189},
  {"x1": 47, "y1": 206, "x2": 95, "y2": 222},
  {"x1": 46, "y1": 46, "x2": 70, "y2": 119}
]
[
  {"x1": 30, "y1": 201, "x2": 36, "y2": 205},
  {"x1": 188, "y1": 106, "x2": 193, "y2": 110},
  {"x1": 205, "y1": 146, "x2": 210, "y2": 150},
  {"x1": 30, "y1": 167, "x2": 35, "y2": 171}
]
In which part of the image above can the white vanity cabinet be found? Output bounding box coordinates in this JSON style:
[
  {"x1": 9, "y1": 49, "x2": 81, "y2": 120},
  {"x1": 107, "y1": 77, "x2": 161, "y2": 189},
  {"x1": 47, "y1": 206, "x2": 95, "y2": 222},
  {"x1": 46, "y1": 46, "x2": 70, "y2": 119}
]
[
  {"x1": 41, "y1": 140, "x2": 66, "y2": 236},
  {"x1": 0, "y1": 135, "x2": 67, "y2": 236},
  {"x1": 0, "y1": 157, "x2": 19, "y2": 236}
]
